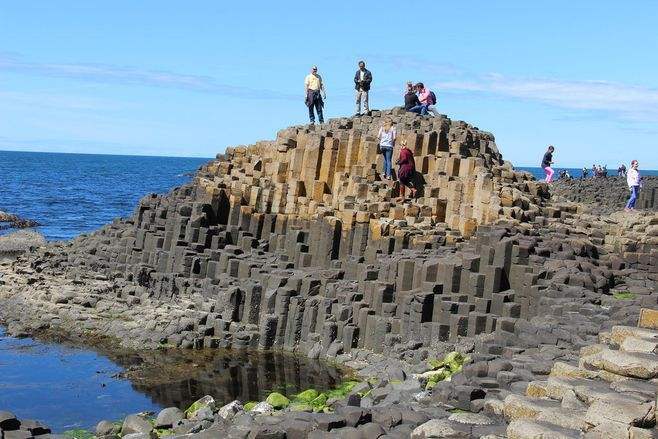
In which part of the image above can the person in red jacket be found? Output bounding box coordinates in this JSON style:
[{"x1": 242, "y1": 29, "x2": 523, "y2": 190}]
[{"x1": 396, "y1": 141, "x2": 417, "y2": 201}]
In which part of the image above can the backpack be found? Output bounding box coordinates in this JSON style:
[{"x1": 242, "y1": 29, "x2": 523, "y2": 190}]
[{"x1": 429, "y1": 91, "x2": 437, "y2": 105}]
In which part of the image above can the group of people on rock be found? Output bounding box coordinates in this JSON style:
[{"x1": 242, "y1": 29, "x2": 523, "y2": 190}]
[
  {"x1": 403, "y1": 82, "x2": 439, "y2": 116},
  {"x1": 377, "y1": 118, "x2": 417, "y2": 201},
  {"x1": 589, "y1": 164, "x2": 608, "y2": 178},
  {"x1": 304, "y1": 62, "x2": 646, "y2": 211},
  {"x1": 304, "y1": 60, "x2": 428, "y2": 201},
  {"x1": 304, "y1": 61, "x2": 374, "y2": 124},
  {"x1": 304, "y1": 61, "x2": 441, "y2": 124},
  {"x1": 542, "y1": 146, "x2": 643, "y2": 212}
]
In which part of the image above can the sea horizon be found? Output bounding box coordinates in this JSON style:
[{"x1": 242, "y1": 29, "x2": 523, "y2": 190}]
[{"x1": 2, "y1": 148, "x2": 656, "y2": 172}]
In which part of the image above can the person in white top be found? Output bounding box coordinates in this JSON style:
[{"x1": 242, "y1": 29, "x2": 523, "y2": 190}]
[
  {"x1": 625, "y1": 159, "x2": 642, "y2": 211},
  {"x1": 377, "y1": 118, "x2": 396, "y2": 179}
]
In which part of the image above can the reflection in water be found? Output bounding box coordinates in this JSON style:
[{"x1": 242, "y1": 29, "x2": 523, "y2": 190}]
[
  {"x1": 121, "y1": 349, "x2": 345, "y2": 409},
  {"x1": 0, "y1": 327, "x2": 344, "y2": 432}
]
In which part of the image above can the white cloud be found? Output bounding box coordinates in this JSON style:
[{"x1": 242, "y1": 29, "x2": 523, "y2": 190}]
[
  {"x1": 435, "y1": 75, "x2": 658, "y2": 122},
  {"x1": 0, "y1": 53, "x2": 298, "y2": 100}
]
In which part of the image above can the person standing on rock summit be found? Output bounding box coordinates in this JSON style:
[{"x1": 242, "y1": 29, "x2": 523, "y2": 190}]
[
  {"x1": 304, "y1": 66, "x2": 326, "y2": 124},
  {"x1": 625, "y1": 160, "x2": 642, "y2": 211},
  {"x1": 354, "y1": 60, "x2": 372, "y2": 116},
  {"x1": 541, "y1": 145, "x2": 555, "y2": 183}
]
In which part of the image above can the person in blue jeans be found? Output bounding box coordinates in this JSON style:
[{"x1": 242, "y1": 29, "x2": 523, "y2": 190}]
[
  {"x1": 404, "y1": 82, "x2": 426, "y2": 115},
  {"x1": 625, "y1": 159, "x2": 642, "y2": 211},
  {"x1": 378, "y1": 118, "x2": 396, "y2": 179}
]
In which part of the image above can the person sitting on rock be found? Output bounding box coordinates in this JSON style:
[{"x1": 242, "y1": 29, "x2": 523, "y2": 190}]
[
  {"x1": 304, "y1": 65, "x2": 326, "y2": 124},
  {"x1": 404, "y1": 82, "x2": 422, "y2": 113},
  {"x1": 377, "y1": 118, "x2": 396, "y2": 180},
  {"x1": 625, "y1": 160, "x2": 642, "y2": 212},
  {"x1": 541, "y1": 145, "x2": 555, "y2": 183},
  {"x1": 396, "y1": 141, "x2": 417, "y2": 201},
  {"x1": 416, "y1": 82, "x2": 436, "y2": 116}
]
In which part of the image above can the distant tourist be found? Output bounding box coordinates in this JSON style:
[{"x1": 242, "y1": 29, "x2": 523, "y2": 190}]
[
  {"x1": 396, "y1": 141, "x2": 417, "y2": 201},
  {"x1": 377, "y1": 118, "x2": 397, "y2": 180},
  {"x1": 354, "y1": 60, "x2": 372, "y2": 116},
  {"x1": 625, "y1": 160, "x2": 642, "y2": 211},
  {"x1": 541, "y1": 145, "x2": 555, "y2": 183},
  {"x1": 404, "y1": 82, "x2": 422, "y2": 113},
  {"x1": 559, "y1": 169, "x2": 571, "y2": 180},
  {"x1": 304, "y1": 66, "x2": 326, "y2": 124},
  {"x1": 592, "y1": 164, "x2": 597, "y2": 177},
  {"x1": 582, "y1": 167, "x2": 589, "y2": 178},
  {"x1": 618, "y1": 164, "x2": 627, "y2": 177},
  {"x1": 416, "y1": 82, "x2": 435, "y2": 116},
  {"x1": 602, "y1": 165, "x2": 608, "y2": 177}
]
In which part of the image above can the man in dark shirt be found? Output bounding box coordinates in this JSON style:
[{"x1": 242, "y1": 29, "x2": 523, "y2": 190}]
[{"x1": 354, "y1": 61, "x2": 372, "y2": 116}]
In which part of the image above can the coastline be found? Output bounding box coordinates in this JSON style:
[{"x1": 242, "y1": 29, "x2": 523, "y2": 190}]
[{"x1": 0, "y1": 111, "x2": 656, "y2": 438}]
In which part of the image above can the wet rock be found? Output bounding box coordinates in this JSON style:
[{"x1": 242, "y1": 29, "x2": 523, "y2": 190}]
[
  {"x1": 217, "y1": 400, "x2": 244, "y2": 421},
  {"x1": 0, "y1": 411, "x2": 20, "y2": 430},
  {"x1": 250, "y1": 402, "x2": 274, "y2": 415},
  {"x1": 155, "y1": 407, "x2": 185, "y2": 428},
  {"x1": 265, "y1": 392, "x2": 290, "y2": 409},
  {"x1": 19, "y1": 419, "x2": 50, "y2": 436},
  {"x1": 186, "y1": 395, "x2": 216, "y2": 420},
  {"x1": 96, "y1": 419, "x2": 120, "y2": 437},
  {"x1": 121, "y1": 414, "x2": 153, "y2": 437}
]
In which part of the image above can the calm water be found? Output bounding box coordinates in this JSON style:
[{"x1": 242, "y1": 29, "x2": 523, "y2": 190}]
[
  {"x1": 0, "y1": 150, "x2": 209, "y2": 241},
  {"x1": 0, "y1": 150, "x2": 344, "y2": 432},
  {"x1": 0, "y1": 327, "x2": 342, "y2": 432}
]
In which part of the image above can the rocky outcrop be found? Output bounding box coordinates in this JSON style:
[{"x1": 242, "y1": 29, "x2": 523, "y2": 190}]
[
  {"x1": 499, "y1": 320, "x2": 658, "y2": 438},
  {"x1": 0, "y1": 411, "x2": 51, "y2": 437},
  {"x1": 0, "y1": 211, "x2": 40, "y2": 230},
  {"x1": 0, "y1": 110, "x2": 656, "y2": 437},
  {"x1": 0, "y1": 229, "x2": 45, "y2": 259},
  {"x1": 551, "y1": 176, "x2": 658, "y2": 214}
]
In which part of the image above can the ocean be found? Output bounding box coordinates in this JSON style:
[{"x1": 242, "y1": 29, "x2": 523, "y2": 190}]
[
  {"x1": 0, "y1": 151, "x2": 209, "y2": 241},
  {"x1": 1, "y1": 150, "x2": 656, "y2": 241},
  {"x1": 517, "y1": 166, "x2": 658, "y2": 180}
]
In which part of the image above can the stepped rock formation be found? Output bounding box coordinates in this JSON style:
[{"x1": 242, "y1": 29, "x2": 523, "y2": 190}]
[
  {"x1": 1, "y1": 109, "x2": 656, "y2": 438},
  {"x1": 10, "y1": 109, "x2": 557, "y2": 353}
]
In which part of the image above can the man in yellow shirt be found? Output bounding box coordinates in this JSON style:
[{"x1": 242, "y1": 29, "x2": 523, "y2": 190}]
[{"x1": 304, "y1": 66, "x2": 326, "y2": 124}]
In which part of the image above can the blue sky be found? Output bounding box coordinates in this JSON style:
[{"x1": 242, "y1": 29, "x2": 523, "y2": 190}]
[{"x1": 1, "y1": 1, "x2": 657, "y2": 168}]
